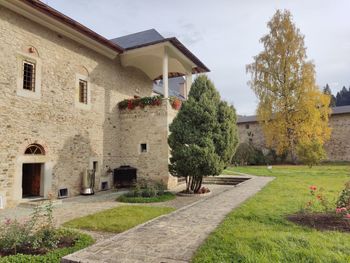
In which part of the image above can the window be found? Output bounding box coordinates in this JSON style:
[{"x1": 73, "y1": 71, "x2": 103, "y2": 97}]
[
  {"x1": 79, "y1": 80, "x2": 88, "y2": 104},
  {"x1": 140, "y1": 143, "x2": 147, "y2": 153},
  {"x1": 23, "y1": 61, "x2": 36, "y2": 91},
  {"x1": 245, "y1": 124, "x2": 250, "y2": 129},
  {"x1": 24, "y1": 144, "x2": 45, "y2": 155}
]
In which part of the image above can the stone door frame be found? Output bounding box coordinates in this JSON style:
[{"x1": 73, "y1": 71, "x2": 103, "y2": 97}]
[{"x1": 13, "y1": 155, "x2": 53, "y2": 203}]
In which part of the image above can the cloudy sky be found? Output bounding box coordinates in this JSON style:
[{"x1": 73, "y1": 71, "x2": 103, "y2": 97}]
[{"x1": 48, "y1": 0, "x2": 350, "y2": 115}]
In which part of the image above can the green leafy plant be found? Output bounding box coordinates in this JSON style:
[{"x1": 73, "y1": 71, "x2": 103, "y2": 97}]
[
  {"x1": 336, "y1": 181, "x2": 350, "y2": 210},
  {"x1": 117, "y1": 179, "x2": 171, "y2": 202},
  {"x1": 0, "y1": 198, "x2": 91, "y2": 258}
]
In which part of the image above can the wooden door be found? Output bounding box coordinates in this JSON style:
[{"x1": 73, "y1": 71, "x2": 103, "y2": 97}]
[{"x1": 22, "y1": 163, "x2": 41, "y2": 197}]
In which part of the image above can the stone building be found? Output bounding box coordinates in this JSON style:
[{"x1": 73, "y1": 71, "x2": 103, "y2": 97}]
[
  {"x1": 0, "y1": 0, "x2": 209, "y2": 208},
  {"x1": 237, "y1": 105, "x2": 350, "y2": 162}
]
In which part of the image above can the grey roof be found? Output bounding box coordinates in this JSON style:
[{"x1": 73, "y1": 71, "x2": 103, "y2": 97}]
[
  {"x1": 110, "y1": 29, "x2": 164, "y2": 49},
  {"x1": 153, "y1": 77, "x2": 186, "y2": 100},
  {"x1": 331, "y1": 105, "x2": 350, "y2": 115},
  {"x1": 237, "y1": 105, "x2": 350, "y2": 124},
  {"x1": 237, "y1": 115, "x2": 258, "y2": 124}
]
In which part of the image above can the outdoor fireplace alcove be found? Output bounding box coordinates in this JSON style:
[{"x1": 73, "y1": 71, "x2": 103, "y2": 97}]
[{"x1": 114, "y1": 165, "x2": 137, "y2": 188}]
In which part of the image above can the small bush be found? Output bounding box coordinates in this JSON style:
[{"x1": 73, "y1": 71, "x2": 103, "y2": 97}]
[
  {"x1": 117, "y1": 179, "x2": 174, "y2": 203},
  {"x1": 297, "y1": 140, "x2": 326, "y2": 167},
  {"x1": 337, "y1": 181, "x2": 350, "y2": 209}
]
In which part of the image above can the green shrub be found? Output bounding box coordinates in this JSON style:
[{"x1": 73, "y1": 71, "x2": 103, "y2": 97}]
[
  {"x1": 117, "y1": 179, "x2": 174, "y2": 202},
  {"x1": 337, "y1": 181, "x2": 350, "y2": 208},
  {"x1": 232, "y1": 143, "x2": 266, "y2": 165},
  {"x1": 117, "y1": 192, "x2": 176, "y2": 203}
]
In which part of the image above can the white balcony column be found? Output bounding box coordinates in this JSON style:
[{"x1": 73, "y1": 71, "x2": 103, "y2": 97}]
[
  {"x1": 162, "y1": 47, "x2": 169, "y2": 98},
  {"x1": 185, "y1": 72, "x2": 192, "y2": 99}
]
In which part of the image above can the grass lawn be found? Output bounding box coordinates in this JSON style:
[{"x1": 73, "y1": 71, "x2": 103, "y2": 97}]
[
  {"x1": 63, "y1": 205, "x2": 174, "y2": 233},
  {"x1": 116, "y1": 192, "x2": 176, "y2": 203},
  {"x1": 193, "y1": 165, "x2": 350, "y2": 263}
]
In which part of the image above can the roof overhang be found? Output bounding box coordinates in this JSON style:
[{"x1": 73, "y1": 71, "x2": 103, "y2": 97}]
[
  {"x1": 120, "y1": 38, "x2": 210, "y2": 80},
  {"x1": 0, "y1": 0, "x2": 123, "y2": 59}
]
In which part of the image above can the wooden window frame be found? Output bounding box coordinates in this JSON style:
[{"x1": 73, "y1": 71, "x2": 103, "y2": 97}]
[
  {"x1": 79, "y1": 79, "x2": 88, "y2": 104},
  {"x1": 22, "y1": 61, "x2": 36, "y2": 92}
]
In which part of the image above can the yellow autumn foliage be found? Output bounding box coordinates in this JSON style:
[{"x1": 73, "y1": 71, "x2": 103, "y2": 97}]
[{"x1": 247, "y1": 10, "x2": 331, "y2": 162}]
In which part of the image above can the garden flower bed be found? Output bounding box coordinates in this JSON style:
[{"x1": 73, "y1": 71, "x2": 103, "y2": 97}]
[
  {"x1": 116, "y1": 179, "x2": 176, "y2": 203},
  {"x1": 0, "y1": 200, "x2": 94, "y2": 262},
  {"x1": 0, "y1": 229, "x2": 93, "y2": 263}
]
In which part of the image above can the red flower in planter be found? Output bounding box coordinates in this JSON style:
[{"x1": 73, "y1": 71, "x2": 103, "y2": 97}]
[
  {"x1": 154, "y1": 99, "x2": 161, "y2": 106},
  {"x1": 171, "y1": 99, "x2": 182, "y2": 110},
  {"x1": 127, "y1": 99, "x2": 135, "y2": 110}
]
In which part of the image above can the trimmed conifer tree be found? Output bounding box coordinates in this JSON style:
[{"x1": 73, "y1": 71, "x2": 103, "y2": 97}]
[{"x1": 168, "y1": 75, "x2": 238, "y2": 193}]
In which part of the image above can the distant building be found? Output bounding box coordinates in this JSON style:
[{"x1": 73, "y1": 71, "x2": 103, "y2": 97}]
[{"x1": 236, "y1": 105, "x2": 350, "y2": 161}]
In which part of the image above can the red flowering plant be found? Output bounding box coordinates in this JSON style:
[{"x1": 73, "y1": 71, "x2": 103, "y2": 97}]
[
  {"x1": 336, "y1": 181, "x2": 350, "y2": 219},
  {"x1": 303, "y1": 185, "x2": 333, "y2": 214},
  {"x1": 118, "y1": 95, "x2": 163, "y2": 110}
]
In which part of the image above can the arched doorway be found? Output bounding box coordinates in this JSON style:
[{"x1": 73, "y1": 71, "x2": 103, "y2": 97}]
[{"x1": 22, "y1": 144, "x2": 45, "y2": 197}]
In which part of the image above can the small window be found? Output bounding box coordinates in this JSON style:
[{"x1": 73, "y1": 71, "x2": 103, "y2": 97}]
[
  {"x1": 25, "y1": 144, "x2": 45, "y2": 155},
  {"x1": 140, "y1": 143, "x2": 147, "y2": 153},
  {"x1": 23, "y1": 61, "x2": 36, "y2": 91},
  {"x1": 79, "y1": 80, "x2": 88, "y2": 104},
  {"x1": 245, "y1": 124, "x2": 250, "y2": 129}
]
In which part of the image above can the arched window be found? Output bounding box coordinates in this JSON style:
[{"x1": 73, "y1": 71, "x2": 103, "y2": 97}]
[{"x1": 24, "y1": 144, "x2": 45, "y2": 155}]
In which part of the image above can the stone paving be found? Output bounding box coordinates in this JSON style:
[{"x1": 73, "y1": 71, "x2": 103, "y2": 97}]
[
  {"x1": 0, "y1": 183, "x2": 232, "y2": 241},
  {"x1": 62, "y1": 176, "x2": 274, "y2": 263}
]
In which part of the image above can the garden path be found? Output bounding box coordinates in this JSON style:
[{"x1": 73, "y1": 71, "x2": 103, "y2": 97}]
[{"x1": 62, "y1": 176, "x2": 274, "y2": 263}]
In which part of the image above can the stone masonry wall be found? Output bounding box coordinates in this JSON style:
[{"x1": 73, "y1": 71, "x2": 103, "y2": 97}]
[
  {"x1": 0, "y1": 6, "x2": 152, "y2": 207},
  {"x1": 118, "y1": 100, "x2": 179, "y2": 189},
  {"x1": 237, "y1": 113, "x2": 350, "y2": 161},
  {"x1": 325, "y1": 114, "x2": 350, "y2": 161},
  {"x1": 237, "y1": 122, "x2": 265, "y2": 149}
]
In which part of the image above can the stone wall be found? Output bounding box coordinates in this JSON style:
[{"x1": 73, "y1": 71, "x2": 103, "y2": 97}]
[
  {"x1": 237, "y1": 113, "x2": 350, "y2": 162},
  {"x1": 118, "y1": 100, "x2": 178, "y2": 189},
  {"x1": 325, "y1": 114, "x2": 350, "y2": 161},
  {"x1": 0, "y1": 6, "x2": 152, "y2": 207},
  {"x1": 237, "y1": 122, "x2": 265, "y2": 149}
]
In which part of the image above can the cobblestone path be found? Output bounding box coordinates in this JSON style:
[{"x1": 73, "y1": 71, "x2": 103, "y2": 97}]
[{"x1": 62, "y1": 176, "x2": 274, "y2": 263}]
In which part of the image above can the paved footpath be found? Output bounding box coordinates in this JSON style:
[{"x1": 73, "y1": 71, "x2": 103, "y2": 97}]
[{"x1": 62, "y1": 176, "x2": 274, "y2": 263}]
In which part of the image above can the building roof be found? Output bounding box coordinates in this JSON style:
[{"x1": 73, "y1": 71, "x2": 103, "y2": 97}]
[
  {"x1": 237, "y1": 105, "x2": 350, "y2": 124},
  {"x1": 111, "y1": 29, "x2": 210, "y2": 74},
  {"x1": 21, "y1": 0, "x2": 123, "y2": 53},
  {"x1": 110, "y1": 29, "x2": 164, "y2": 49},
  {"x1": 331, "y1": 105, "x2": 350, "y2": 115},
  {"x1": 7, "y1": 1, "x2": 209, "y2": 74}
]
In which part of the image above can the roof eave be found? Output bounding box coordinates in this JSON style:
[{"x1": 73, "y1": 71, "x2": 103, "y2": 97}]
[
  {"x1": 1, "y1": 0, "x2": 123, "y2": 59},
  {"x1": 124, "y1": 38, "x2": 210, "y2": 74}
]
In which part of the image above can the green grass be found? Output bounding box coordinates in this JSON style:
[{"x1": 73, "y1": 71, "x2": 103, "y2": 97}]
[
  {"x1": 116, "y1": 192, "x2": 176, "y2": 203},
  {"x1": 63, "y1": 205, "x2": 175, "y2": 233},
  {"x1": 0, "y1": 229, "x2": 93, "y2": 263},
  {"x1": 193, "y1": 165, "x2": 350, "y2": 263}
]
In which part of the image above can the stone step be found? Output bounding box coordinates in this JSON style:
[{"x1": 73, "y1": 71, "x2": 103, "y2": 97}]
[{"x1": 203, "y1": 177, "x2": 250, "y2": 185}]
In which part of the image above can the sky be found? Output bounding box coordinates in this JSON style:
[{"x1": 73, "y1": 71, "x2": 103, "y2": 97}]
[{"x1": 47, "y1": 0, "x2": 350, "y2": 115}]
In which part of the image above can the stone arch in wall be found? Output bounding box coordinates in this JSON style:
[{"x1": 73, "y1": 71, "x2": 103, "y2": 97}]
[
  {"x1": 76, "y1": 65, "x2": 90, "y2": 77},
  {"x1": 23, "y1": 45, "x2": 40, "y2": 57},
  {"x1": 13, "y1": 140, "x2": 53, "y2": 202}
]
